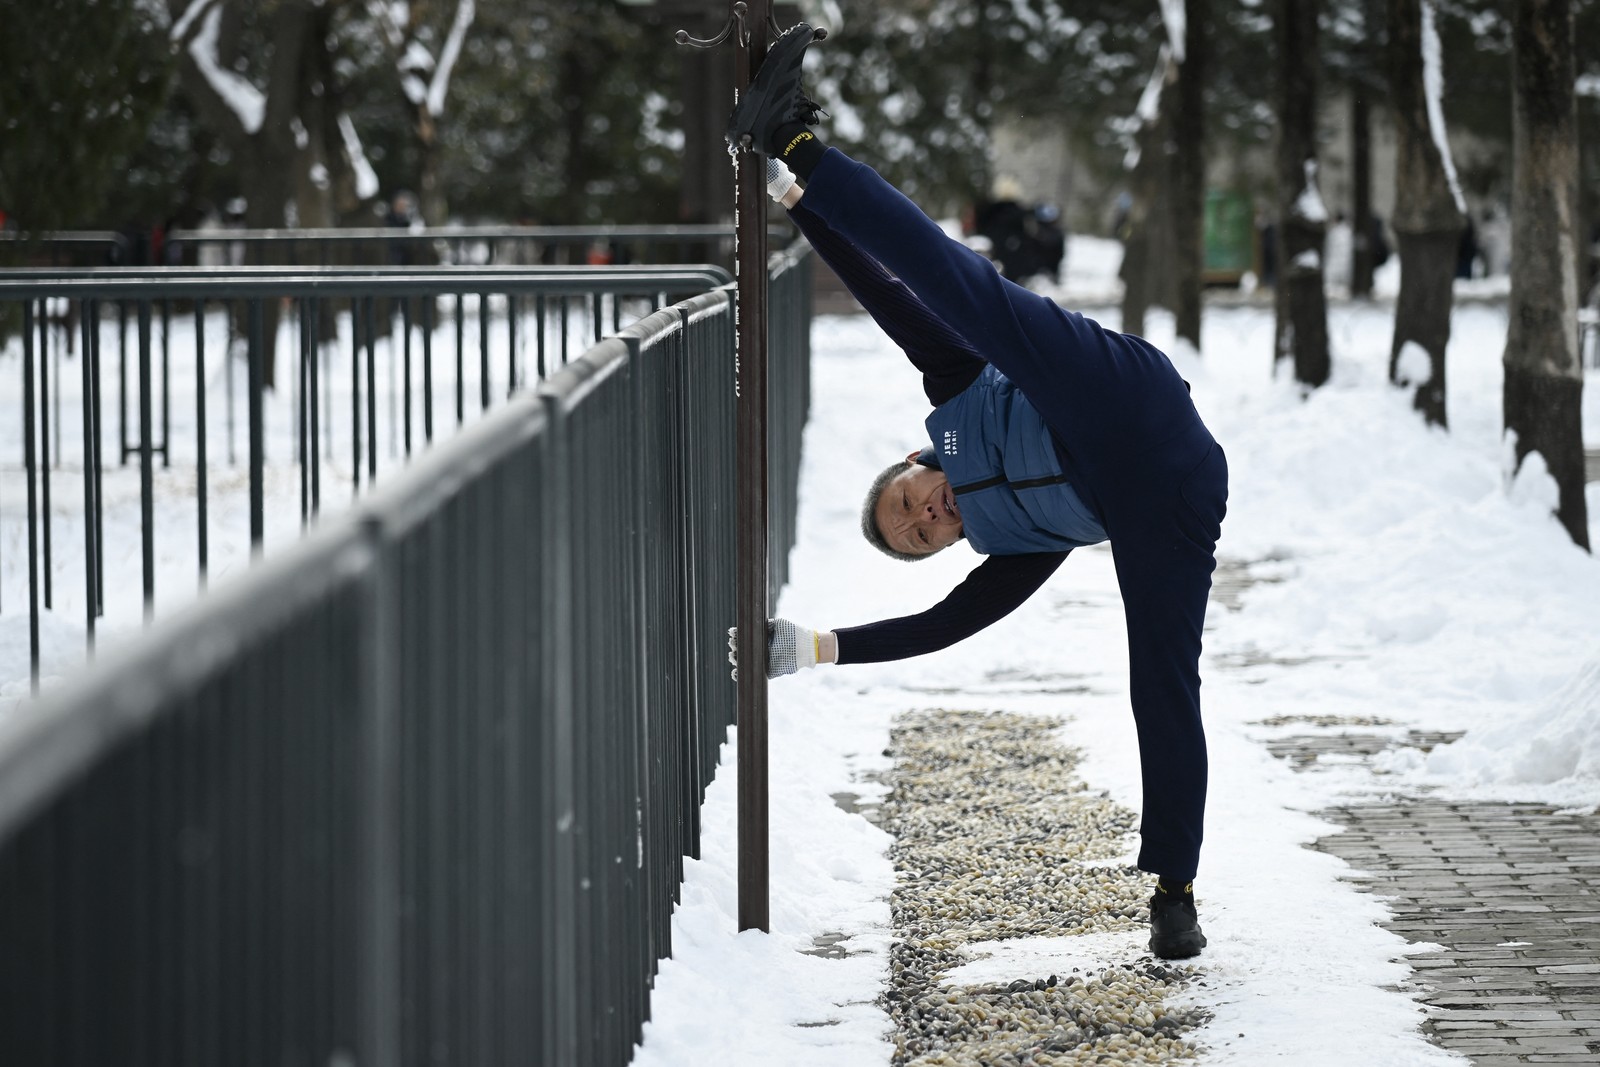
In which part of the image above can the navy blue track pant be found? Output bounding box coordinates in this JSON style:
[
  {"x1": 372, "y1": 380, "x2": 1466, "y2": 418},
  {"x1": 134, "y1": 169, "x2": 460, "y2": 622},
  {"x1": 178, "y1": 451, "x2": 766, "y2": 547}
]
[{"x1": 801, "y1": 148, "x2": 1229, "y2": 881}]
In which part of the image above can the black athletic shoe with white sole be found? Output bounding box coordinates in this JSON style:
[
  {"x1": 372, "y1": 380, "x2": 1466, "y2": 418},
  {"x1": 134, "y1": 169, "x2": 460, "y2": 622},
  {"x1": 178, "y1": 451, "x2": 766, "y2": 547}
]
[
  {"x1": 1149, "y1": 886, "x2": 1207, "y2": 959},
  {"x1": 725, "y1": 22, "x2": 821, "y2": 152}
]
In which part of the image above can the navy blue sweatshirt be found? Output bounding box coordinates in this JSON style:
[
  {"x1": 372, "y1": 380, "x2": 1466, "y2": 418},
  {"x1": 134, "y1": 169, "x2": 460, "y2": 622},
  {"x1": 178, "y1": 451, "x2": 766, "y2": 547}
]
[{"x1": 788, "y1": 204, "x2": 1071, "y2": 665}]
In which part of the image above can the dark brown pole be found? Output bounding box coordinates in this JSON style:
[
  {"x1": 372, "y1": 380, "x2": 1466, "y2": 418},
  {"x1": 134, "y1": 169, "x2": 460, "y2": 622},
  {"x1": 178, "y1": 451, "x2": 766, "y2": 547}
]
[{"x1": 734, "y1": 0, "x2": 771, "y2": 933}]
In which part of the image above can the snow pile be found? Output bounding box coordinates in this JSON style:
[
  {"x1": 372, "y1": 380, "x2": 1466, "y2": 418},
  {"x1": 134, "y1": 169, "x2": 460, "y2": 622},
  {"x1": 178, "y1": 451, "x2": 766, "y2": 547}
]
[{"x1": 1427, "y1": 646, "x2": 1600, "y2": 790}]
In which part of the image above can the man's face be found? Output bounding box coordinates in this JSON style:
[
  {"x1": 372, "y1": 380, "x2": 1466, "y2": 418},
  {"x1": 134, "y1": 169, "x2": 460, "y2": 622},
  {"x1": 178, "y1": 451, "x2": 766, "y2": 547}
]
[{"x1": 874, "y1": 453, "x2": 963, "y2": 556}]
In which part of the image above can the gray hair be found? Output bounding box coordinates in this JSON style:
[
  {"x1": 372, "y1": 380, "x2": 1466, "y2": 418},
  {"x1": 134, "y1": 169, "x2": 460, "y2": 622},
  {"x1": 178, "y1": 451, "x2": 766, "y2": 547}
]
[{"x1": 861, "y1": 459, "x2": 932, "y2": 562}]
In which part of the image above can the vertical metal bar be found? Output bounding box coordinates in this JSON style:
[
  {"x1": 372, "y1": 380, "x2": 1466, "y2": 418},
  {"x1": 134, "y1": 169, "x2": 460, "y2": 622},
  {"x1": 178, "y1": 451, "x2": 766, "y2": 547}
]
[
  {"x1": 423, "y1": 297, "x2": 434, "y2": 443},
  {"x1": 403, "y1": 298, "x2": 413, "y2": 455},
  {"x1": 508, "y1": 292, "x2": 518, "y2": 396},
  {"x1": 357, "y1": 514, "x2": 401, "y2": 1067},
  {"x1": 300, "y1": 299, "x2": 310, "y2": 526},
  {"x1": 248, "y1": 299, "x2": 265, "y2": 553},
  {"x1": 22, "y1": 301, "x2": 41, "y2": 688},
  {"x1": 92, "y1": 300, "x2": 106, "y2": 615},
  {"x1": 119, "y1": 299, "x2": 129, "y2": 465},
  {"x1": 455, "y1": 293, "x2": 465, "y2": 425},
  {"x1": 38, "y1": 300, "x2": 52, "y2": 609},
  {"x1": 196, "y1": 300, "x2": 209, "y2": 587},
  {"x1": 161, "y1": 297, "x2": 172, "y2": 469},
  {"x1": 353, "y1": 298, "x2": 364, "y2": 492},
  {"x1": 734, "y1": 0, "x2": 772, "y2": 934},
  {"x1": 325, "y1": 302, "x2": 335, "y2": 464},
  {"x1": 138, "y1": 300, "x2": 156, "y2": 618},
  {"x1": 226, "y1": 301, "x2": 236, "y2": 466},
  {"x1": 479, "y1": 292, "x2": 490, "y2": 411},
  {"x1": 311, "y1": 299, "x2": 322, "y2": 515},
  {"x1": 366, "y1": 297, "x2": 378, "y2": 481},
  {"x1": 81, "y1": 300, "x2": 97, "y2": 651},
  {"x1": 536, "y1": 386, "x2": 577, "y2": 1066},
  {"x1": 53, "y1": 310, "x2": 62, "y2": 461},
  {"x1": 387, "y1": 307, "x2": 397, "y2": 461},
  {"x1": 559, "y1": 296, "x2": 570, "y2": 365},
  {"x1": 535, "y1": 294, "x2": 547, "y2": 380}
]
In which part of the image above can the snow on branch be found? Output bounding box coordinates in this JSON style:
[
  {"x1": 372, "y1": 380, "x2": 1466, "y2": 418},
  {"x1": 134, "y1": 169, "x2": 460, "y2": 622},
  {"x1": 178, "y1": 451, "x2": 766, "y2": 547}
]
[
  {"x1": 1123, "y1": 43, "x2": 1172, "y2": 170},
  {"x1": 173, "y1": 0, "x2": 265, "y2": 135},
  {"x1": 370, "y1": 0, "x2": 474, "y2": 117},
  {"x1": 337, "y1": 114, "x2": 382, "y2": 201},
  {"x1": 366, "y1": 0, "x2": 407, "y2": 49},
  {"x1": 427, "y1": 0, "x2": 476, "y2": 117},
  {"x1": 1160, "y1": 0, "x2": 1186, "y2": 64},
  {"x1": 1294, "y1": 159, "x2": 1329, "y2": 224},
  {"x1": 1420, "y1": 0, "x2": 1467, "y2": 215},
  {"x1": 169, "y1": 0, "x2": 216, "y2": 42}
]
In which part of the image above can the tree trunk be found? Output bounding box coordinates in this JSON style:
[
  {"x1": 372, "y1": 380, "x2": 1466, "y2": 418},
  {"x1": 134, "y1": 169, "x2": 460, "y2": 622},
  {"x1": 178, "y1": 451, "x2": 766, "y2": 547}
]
[
  {"x1": 1120, "y1": 57, "x2": 1175, "y2": 340},
  {"x1": 678, "y1": 44, "x2": 735, "y2": 235},
  {"x1": 1351, "y1": 0, "x2": 1383, "y2": 298},
  {"x1": 559, "y1": 43, "x2": 595, "y2": 222},
  {"x1": 1387, "y1": 0, "x2": 1464, "y2": 427},
  {"x1": 1504, "y1": 0, "x2": 1588, "y2": 549},
  {"x1": 1171, "y1": 0, "x2": 1208, "y2": 352},
  {"x1": 1351, "y1": 90, "x2": 1375, "y2": 297},
  {"x1": 1273, "y1": 0, "x2": 1329, "y2": 387}
]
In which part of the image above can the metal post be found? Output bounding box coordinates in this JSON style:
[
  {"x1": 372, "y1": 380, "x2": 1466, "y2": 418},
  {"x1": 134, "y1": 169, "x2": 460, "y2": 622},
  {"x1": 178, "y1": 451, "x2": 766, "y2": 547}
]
[
  {"x1": 249, "y1": 300, "x2": 265, "y2": 553},
  {"x1": 196, "y1": 300, "x2": 209, "y2": 586},
  {"x1": 38, "y1": 299, "x2": 52, "y2": 610},
  {"x1": 22, "y1": 301, "x2": 40, "y2": 689},
  {"x1": 81, "y1": 301, "x2": 97, "y2": 650},
  {"x1": 733, "y1": 0, "x2": 772, "y2": 935},
  {"x1": 353, "y1": 298, "x2": 364, "y2": 492},
  {"x1": 310, "y1": 300, "x2": 322, "y2": 514},
  {"x1": 161, "y1": 297, "x2": 171, "y2": 469},
  {"x1": 138, "y1": 301, "x2": 155, "y2": 617},
  {"x1": 91, "y1": 300, "x2": 105, "y2": 615},
  {"x1": 366, "y1": 297, "x2": 378, "y2": 482}
]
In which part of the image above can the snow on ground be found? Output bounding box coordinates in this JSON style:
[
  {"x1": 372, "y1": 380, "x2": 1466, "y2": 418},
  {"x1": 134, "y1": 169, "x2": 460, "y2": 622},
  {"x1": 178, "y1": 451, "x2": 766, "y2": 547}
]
[
  {"x1": 633, "y1": 273, "x2": 1600, "y2": 1064},
  {"x1": 4, "y1": 248, "x2": 1599, "y2": 1064}
]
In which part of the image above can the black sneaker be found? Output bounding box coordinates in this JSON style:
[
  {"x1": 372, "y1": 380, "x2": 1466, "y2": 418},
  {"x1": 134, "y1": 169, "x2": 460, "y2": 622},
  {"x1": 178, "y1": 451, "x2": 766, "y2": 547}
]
[
  {"x1": 1148, "y1": 886, "x2": 1207, "y2": 959},
  {"x1": 725, "y1": 22, "x2": 821, "y2": 152}
]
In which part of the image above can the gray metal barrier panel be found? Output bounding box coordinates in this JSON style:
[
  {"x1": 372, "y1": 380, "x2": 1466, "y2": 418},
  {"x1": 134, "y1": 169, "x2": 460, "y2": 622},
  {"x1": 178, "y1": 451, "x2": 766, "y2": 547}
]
[
  {"x1": 0, "y1": 240, "x2": 812, "y2": 1066},
  {"x1": 0, "y1": 517, "x2": 377, "y2": 1066}
]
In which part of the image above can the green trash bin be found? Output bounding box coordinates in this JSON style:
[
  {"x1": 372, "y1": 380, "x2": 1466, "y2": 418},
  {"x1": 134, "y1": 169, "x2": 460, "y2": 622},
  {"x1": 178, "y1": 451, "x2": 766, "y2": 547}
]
[{"x1": 1203, "y1": 190, "x2": 1256, "y2": 286}]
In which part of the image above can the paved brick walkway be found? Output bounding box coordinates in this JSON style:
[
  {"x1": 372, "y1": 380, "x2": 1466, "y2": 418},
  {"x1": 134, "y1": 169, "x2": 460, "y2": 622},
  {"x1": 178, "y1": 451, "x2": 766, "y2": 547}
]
[{"x1": 1273, "y1": 734, "x2": 1600, "y2": 1065}]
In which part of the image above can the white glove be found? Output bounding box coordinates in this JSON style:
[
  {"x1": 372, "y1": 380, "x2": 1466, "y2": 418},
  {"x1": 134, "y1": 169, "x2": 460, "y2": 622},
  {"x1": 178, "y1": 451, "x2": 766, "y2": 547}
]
[
  {"x1": 765, "y1": 158, "x2": 797, "y2": 203},
  {"x1": 726, "y1": 618, "x2": 820, "y2": 680}
]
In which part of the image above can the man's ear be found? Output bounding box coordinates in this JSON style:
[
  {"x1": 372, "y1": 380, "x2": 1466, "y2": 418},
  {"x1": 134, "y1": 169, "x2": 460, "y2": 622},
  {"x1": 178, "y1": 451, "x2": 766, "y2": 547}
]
[{"x1": 905, "y1": 450, "x2": 922, "y2": 464}]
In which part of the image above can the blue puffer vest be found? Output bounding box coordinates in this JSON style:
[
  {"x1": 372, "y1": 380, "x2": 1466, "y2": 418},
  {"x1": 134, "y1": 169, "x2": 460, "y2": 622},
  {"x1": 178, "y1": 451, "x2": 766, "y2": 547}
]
[{"x1": 923, "y1": 366, "x2": 1107, "y2": 555}]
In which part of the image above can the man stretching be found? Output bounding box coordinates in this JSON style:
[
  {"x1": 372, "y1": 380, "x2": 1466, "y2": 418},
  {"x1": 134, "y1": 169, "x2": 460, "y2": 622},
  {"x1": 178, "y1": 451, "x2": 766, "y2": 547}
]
[{"x1": 731, "y1": 25, "x2": 1228, "y2": 960}]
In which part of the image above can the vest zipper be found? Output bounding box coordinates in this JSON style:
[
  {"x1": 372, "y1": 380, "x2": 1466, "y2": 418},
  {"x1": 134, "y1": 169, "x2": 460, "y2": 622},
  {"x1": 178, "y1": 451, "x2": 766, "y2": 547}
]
[{"x1": 951, "y1": 472, "x2": 1070, "y2": 495}]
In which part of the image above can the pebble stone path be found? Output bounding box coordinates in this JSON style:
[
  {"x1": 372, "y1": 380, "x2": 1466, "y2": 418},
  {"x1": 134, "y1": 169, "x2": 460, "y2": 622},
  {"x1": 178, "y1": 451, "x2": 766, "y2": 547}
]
[
  {"x1": 1272, "y1": 728, "x2": 1600, "y2": 1065},
  {"x1": 877, "y1": 709, "x2": 1207, "y2": 1066}
]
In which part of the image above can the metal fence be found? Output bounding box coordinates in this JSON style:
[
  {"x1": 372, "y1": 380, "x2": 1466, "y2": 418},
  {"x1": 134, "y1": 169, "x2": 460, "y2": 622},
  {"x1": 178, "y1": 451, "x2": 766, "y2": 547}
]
[
  {"x1": 0, "y1": 264, "x2": 732, "y2": 683},
  {"x1": 0, "y1": 240, "x2": 813, "y2": 1066}
]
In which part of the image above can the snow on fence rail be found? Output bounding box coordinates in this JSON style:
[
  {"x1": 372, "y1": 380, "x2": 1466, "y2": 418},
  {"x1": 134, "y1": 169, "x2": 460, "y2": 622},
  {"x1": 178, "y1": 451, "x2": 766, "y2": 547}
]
[{"x1": 0, "y1": 242, "x2": 813, "y2": 1067}]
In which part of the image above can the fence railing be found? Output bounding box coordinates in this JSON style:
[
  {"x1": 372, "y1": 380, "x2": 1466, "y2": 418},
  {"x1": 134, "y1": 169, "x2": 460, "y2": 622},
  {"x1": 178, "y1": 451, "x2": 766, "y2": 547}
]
[
  {"x1": 0, "y1": 264, "x2": 733, "y2": 684},
  {"x1": 0, "y1": 240, "x2": 813, "y2": 1066},
  {"x1": 2, "y1": 225, "x2": 786, "y2": 272}
]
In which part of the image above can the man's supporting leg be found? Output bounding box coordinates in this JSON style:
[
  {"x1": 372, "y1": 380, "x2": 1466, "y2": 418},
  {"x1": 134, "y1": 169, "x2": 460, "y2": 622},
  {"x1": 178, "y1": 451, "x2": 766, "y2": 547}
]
[{"x1": 1105, "y1": 439, "x2": 1227, "y2": 885}]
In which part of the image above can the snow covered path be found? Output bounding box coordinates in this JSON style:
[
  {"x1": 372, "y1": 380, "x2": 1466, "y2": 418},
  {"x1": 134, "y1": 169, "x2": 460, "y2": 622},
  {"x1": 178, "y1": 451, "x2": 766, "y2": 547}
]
[{"x1": 631, "y1": 283, "x2": 1600, "y2": 1066}]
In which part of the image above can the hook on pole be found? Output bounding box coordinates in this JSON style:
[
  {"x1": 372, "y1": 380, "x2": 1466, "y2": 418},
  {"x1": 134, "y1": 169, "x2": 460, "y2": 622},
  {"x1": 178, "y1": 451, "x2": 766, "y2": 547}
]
[
  {"x1": 675, "y1": 1, "x2": 748, "y2": 49},
  {"x1": 675, "y1": 2, "x2": 827, "y2": 52}
]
